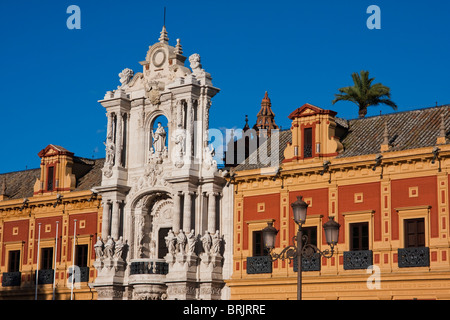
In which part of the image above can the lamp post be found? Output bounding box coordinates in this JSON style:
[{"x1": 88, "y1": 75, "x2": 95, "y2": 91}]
[{"x1": 262, "y1": 196, "x2": 340, "y2": 300}]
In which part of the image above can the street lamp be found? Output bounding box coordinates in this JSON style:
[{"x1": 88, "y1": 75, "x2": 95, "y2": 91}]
[{"x1": 262, "y1": 196, "x2": 341, "y2": 300}]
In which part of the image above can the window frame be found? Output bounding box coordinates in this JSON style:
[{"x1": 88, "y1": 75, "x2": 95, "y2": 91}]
[
  {"x1": 303, "y1": 127, "x2": 313, "y2": 159},
  {"x1": 404, "y1": 218, "x2": 426, "y2": 248},
  {"x1": 395, "y1": 205, "x2": 430, "y2": 249},
  {"x1": 342, "y1": 210, "x2": 374, "y2": 252},
  {"x1": 349, "y1": 222, "x2": 370, "y2": 251}
]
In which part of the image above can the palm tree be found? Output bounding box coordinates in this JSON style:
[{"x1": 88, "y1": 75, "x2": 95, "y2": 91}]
[{"x1": 332, "y1": 70, "x2": 398, "y2": 118}]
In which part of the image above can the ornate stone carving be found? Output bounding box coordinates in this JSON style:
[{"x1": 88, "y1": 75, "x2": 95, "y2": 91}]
[
  {"x1": 94, "y1": 236, "x2": 104, "y2": 261},
  {"x1": 203, "y1": 144, "x2": 217, "y2": 170},
  {"x1": 131, "y1": 164, "x2": 168, "y2": 195},
  {"x1": 201, "y1": 231, "x2": 212, "y2": 254},
  {"x1": 103, "y1": 137, "x2": 115, "y2": 177},
  {"x1": 172, "y1": 124, "x2": 185, "y2": 168},
  {"x1": 177, "y1": 230, "x2": 187, "y2": 255},
  {"x1": 187, "y1": 230, "x2": 198, "y2": 255},
  {"x1": 114, "y1": 236, "x2": 126, "y2": 260},
  {"x1": 165, "y1": 229, "x2": 177, "y2": 255},
  {"x1": 145, "y1": 80, "x2": 163, "y2": 105},
  {"x1": 189, "y1": 53, "x2": 202, "y2": 74},
  {"x1": 104, "y1": 236, "x2": 115, "y2": 259},
  {"x1": 211, "y1": 230, "x2": 223, "y2": 255},
  {"x1": 119, "y1": 68, "x2": 134, "y2": 88}
]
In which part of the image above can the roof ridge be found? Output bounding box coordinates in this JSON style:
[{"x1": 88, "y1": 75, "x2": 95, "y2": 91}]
[
  {"x1": 346, "y1": 104, "x2": 450, "y2": 122},
  {"x1": 0, "y1": 167, "x2": 40, "y2": 175}
]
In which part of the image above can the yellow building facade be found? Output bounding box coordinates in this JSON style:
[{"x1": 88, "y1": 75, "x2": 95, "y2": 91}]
[
  {"x1": 226, "y1": 103, "x2": 450, "y2": 300},
  {"x1": 0, "y1": 145, "x2": 103, "y2": 300}
]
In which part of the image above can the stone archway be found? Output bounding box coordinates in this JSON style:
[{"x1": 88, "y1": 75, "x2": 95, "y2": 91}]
[{"x1": 130, "y1": 190, "x2": 174, "y2": 260}]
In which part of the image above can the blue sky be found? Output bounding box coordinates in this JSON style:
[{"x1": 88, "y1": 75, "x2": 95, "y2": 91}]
[{"x1": 1, "y1": 0, "x2": 449, "y2": 173}]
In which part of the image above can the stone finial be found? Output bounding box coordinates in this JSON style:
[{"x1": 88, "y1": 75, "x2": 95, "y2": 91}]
[
  {"x1": 0, "y1": 178, "x2": 6, "y2": 195},
  {"x1": 437, "y1": 113, "x2": 447, "y2": 145},
  {"x1": 175, "y1": 38, "x2": 183, "y2": 55},
  {"x1": 159, "y1": 25, "x2": 169, "y2": 44},
  {"x1": 255, "y1": 91, "x2": 279, "y2": 136},
  {"x1": 0, "y1": 178, "x2": 8, "y2": 201},
  {"x1": 380, "y1": 121, "x2": 389, "y2": 152}
]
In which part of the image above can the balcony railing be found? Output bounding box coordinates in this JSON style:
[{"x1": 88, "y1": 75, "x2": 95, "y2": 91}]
[
  {"x1": 68, "y1": 266, "x2": 90, "y2": 283},
  {"x1": 130, "y1": 261, "x2": 169, "y2": 275},
  {"x1": 2, "y1": 272, "x2": 21, "y2": 287},
  {"x1": 37, "y1": 269, "x2": 54, "y2": 285},
  {"x1": 398, "y1": 247, "x2": 430, "y2": 268},
  {"x1": 293, "y1": 253, "x2": 321, "y2": 272},
  {"x1": 343, "y1": 250, "x2": 373, "y2": 270},
  {"x1": 246, "y1": 256, "x2": 272, "y2": 274}
]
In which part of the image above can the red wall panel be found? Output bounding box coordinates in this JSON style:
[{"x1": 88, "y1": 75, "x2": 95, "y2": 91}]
[{"x1": 338, "y1": 182, "x2": 381, "y2": 243}]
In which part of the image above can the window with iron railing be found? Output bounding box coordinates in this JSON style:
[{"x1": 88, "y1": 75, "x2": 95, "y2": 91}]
[
  {"x1": 303, "y1": 128, "x2": 313, "y2": 158},
  {"x1": 344, "y1": 222, "x2": 372, "y2": 270},
  {"x1": 398, "y1": 218, "x2": 429, "y2": 268}
]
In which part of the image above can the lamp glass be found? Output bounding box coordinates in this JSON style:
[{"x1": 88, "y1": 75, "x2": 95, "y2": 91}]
[
  {"x1": 262, "y1": 222, "x2": 278, "y2": 249},
  {"x1": 291, "y1": 196, "x2": 309, "y2": 225},
  {"x1": 323, "y1": 216, "x2": 340, "y2": 245}
]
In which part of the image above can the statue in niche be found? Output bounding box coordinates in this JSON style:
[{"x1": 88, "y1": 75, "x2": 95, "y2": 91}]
[
  {"x1": 187, "y1": 230, "x2": 197, "y2": 255},
  {"x1": 172, "y1": 124, "x2": 185, "y2": 168},
  {"x1": 212, "y1": 231, "x2": 222, "y2": 255},
  {"x1": 137, "y1": 215, "x2": 146, "y2": 258},
  {"x1": 152, "y1": 122, "x2": 167, "y2": 154},
  {"x1": 177, "y1": 230, "x2": 187, "y2": 255},
  {"x1": 165, "y1": 229, "x2": 177, "y2": 255},
  {"x1": 201, "y1": 230, "x2": 212, "y2": 254},
  {"x1": 94, "y1": 237, "x2": 104, "y2": 260},
  {"x1": 104, "y1": 138, "x2": 115, "y2": 166},
  {"x1": 104, "y1": 236, "x2": 115, "y2": 259}
]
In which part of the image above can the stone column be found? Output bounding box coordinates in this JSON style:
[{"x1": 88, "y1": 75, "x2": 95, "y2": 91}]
[
  {"x1": 207, "y1": 192, "x2": 217, "y2": 233},
  {"x1": 115, "y1": 112, "x2": 123, "y2": 167},
  {"x1": 106, "y1": 112, "x2": 114, "y2": 140},
  {"x1": 172, "y1": 192, "x2": 181, "y2": 233},
  {"x1": 111, "y1": 200, "x2": 121, "y2": 241},
  {"x1": 101, "y1": 200, "x2": 111, "y2": 240},
  {"x1": 183, "y1": 192, "x2": 192, "y2": 233},
  {"x1": 176, "y1": 100, "x2": 183, "y2": 128},
  {"x1": 186, "y1": 99, "x2": 193, "y2": 161}
]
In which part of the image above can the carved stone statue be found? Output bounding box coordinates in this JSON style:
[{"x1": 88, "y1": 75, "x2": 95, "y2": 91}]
[
  {"x1": 104, "y1": 138, "x2": 115, "y2": 166},
  {"x1": 189, "y1": 53, "x2": 202, "y2": 73},
  {"x1": 187, "y1": 230, "x2": 197, "y2": 255},
  {"x1": 114, "y1": 236, "x2": 125, "y2": 260},
  {"x1": 172, "y1": 124, "x2": 185, "y2": 168},
  {"x1": 104, "y1": 236, "x2": 115, "y2": 259},
  {"x1": 212, "y1": 230, "x2": 222, "y2": 255},
  {"x1": 165, "y1": 229, "x2": 177, "y2": 255},
  {"x1": 137, "y1": 215, "x2": 146, "y2": 258},
  {"x1": 94, "y1": 237, "x2": 104, "y2": 260},
  {"x1": 145, "y1": 80, "x2": 162, "y2": 105},
  {"x1": 119, "y1": 68, "x2": 134, "y2": 87},
  {"x1": 149, "y1": 240, "x2": 157, "y2": 259},
  {"x1": 152, "y1": 122, "x2": 167, "y2": 154},
  {"x1": 204, "y1": 144, "x2": 217, "y2": 170},
  {"x1": 201, "y1": 231, "x2": 212, "y2": 254},
  {"x1": 177, "y1": 230, "x2": 187, "y2": 255}
]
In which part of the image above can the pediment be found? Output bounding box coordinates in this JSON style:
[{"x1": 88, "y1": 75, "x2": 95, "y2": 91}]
[
  {"x1": 288, "y1": 103, "x2": 337, "y2": 120},
  {"x1": 38, "y1": 144, "x2": 74, "y2": 158}
]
